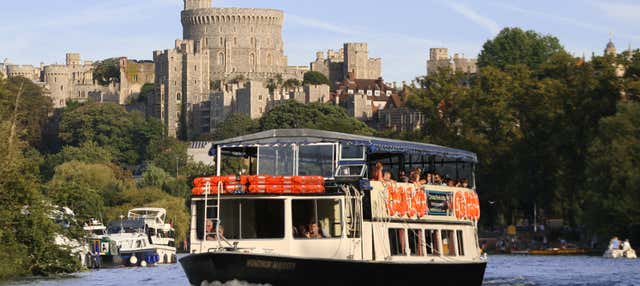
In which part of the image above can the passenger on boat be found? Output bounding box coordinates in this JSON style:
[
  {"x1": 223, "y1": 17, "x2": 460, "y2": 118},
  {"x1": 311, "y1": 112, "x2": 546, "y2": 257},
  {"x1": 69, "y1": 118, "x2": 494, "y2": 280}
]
[
  {"x1": 372, "y1": 161, "x2": 384, "y2": 181},
  {"x1": 307, "y1": 222, "x2": 323, "y2": 239},
  {"x1": 462, "y1": 179, "x2": 469, "y2": 188},
  {"x1": 609, "y1": 236, "x2": 621, "y2": 250},
  {"x1": 383, "y1": 171, "x2": 395, "y2": 182},
  {"x1": 205, "y1": 219, "x2": 215, "y2": 240},
  {"x1": 398, "y1": 170, "x2": 409, "y2": 183},
  {"x1": 426, "y1": 173, "x2": 434, "y2": 185},
  {"x1": 205, "y1": 220, "x2": 225, "y2": 241},
  {"x1": 622, "y1": 239, "x2": 632, "y2": 251}
]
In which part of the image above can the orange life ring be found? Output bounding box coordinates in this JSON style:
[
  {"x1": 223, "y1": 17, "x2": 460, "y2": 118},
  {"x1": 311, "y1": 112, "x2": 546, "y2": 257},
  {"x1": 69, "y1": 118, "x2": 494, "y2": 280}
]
[
  {"x1": 392, "y1": 186, "x2": 404, "y2": 216},
  {"x1": 472, "y1": 192, "x2": 481, "y2": 220},
  {"x1": 386, "y1": 184, "x2": 397, "y2": 216},
  {"x1": 454, "y1": 192, "x2": 466, "y2": 219},
  {"x1": 407, "y1": 185, "x2": 417, "y2": 217},
  {"x1": 398, "y1": 186, "x2": 410, "y2": 217},
  {"x1": 465, "y1": 192, "x2": 475, "y2": 220},
  {"x1": 414, "y1": 188, "x2": 427, "y2": 217}
]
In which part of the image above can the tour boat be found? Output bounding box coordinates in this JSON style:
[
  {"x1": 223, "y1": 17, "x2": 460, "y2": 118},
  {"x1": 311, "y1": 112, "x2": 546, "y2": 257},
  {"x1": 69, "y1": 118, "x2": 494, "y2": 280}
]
[
  {"x1": 179, "y1": 129, "x2": 487, "y2": 286},
  {"x1": 100, "y1": 208, "x2": 177, "y2": 267}
]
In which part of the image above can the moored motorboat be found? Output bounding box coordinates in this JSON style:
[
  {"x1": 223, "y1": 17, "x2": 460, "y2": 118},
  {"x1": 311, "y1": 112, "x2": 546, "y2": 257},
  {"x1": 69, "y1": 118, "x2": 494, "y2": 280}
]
[
  {"x1": 179, "y1": 129, "x2": 487, "y2": 286},
  {"x1": 100, "y1": 208, "x2": 177, "y2": 267}
]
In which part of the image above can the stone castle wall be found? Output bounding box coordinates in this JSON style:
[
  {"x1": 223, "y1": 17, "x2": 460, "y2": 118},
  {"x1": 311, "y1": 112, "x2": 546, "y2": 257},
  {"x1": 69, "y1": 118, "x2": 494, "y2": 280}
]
[{"x1": 311, "y1": 43, "x2": 382, "y2": 84}]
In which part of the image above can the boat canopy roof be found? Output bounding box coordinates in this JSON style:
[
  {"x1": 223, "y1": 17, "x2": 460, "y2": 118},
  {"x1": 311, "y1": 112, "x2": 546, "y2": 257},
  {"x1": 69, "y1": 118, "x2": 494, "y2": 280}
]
[
  {"x1": 107, "y1": 218, "x2": 146, "y2": 233},
  {"x1": 209, "y1": 129, "x2": 477, "y2": 163}
]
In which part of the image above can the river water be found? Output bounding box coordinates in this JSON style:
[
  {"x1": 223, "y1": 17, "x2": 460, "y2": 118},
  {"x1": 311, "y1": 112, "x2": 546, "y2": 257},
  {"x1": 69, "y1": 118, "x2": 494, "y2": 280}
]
[{"x1": 5, "y1": 255, "x2": 640, "y2": 286}]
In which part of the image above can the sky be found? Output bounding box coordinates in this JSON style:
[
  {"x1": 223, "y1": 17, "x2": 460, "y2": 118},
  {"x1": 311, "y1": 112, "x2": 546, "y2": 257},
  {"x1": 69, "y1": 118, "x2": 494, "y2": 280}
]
[{"x1": 1, "y1": 0, "x2": 639, "y2": 82}]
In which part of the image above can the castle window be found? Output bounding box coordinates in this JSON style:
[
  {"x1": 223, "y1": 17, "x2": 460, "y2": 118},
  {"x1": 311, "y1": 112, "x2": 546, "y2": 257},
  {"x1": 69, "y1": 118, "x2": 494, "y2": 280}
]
[
  {"x1": 177, "y1": 93, "x2": 182, "y2": 101},
  {"x1": 234, "y1": 37, "x2": 237, "y2": 46},
  {"x1": 249, "y1": 54, "x2": 255, "y2": 71},
  {"x1": 251, "y1": 37, "x2": 255, "y2": 46},
  {"x1": 218, "y1": 53, "x2": 225, "y2": 65},
  {"x1": 220, "y1": 37, "x2": 223, "y2": 46}
]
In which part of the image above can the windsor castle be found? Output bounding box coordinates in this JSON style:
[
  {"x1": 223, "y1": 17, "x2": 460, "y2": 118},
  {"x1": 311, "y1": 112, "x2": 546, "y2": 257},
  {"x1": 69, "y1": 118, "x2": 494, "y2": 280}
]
[{"x1": 1, "y1": 0, "x2": 483, "y2": 138}]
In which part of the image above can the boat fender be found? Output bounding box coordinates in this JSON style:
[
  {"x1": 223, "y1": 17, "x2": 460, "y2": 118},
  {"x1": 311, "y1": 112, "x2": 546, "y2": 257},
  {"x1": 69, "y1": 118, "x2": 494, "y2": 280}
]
[
  {"x1": 140, "y1": 260, "x2": 147, "y2": 267},
  {"x1": 129, "y1": 255, "x2": 138, "y2": 266}
]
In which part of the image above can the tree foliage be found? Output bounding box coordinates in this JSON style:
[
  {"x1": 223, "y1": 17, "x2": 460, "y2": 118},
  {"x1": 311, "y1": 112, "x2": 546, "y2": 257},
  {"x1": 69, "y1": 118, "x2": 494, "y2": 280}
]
[
  {"x1": 93, "y1": 58, "x2": 120, "y2": 86},
  {"x1": 213, "y1": 113, "x2": 259, "y2": 140},
  {"x1": 408, "y1": 29, "x2": 626, "y2": 236},
  {"x1": 260, "y1": 100, "x2": 374, "y2": 135},
  {"x1": 0, "y1": 77, "x2": 53, "y2": 149},
  {"x1": 58, "y1": 102, "x2": 162, "y2": 165},
  {"x1": 303, "y1": 71, "x2": 331, "y2": 86},
  {"x1": 478, "y1": 27, "x2": 565, "y2": 70}
]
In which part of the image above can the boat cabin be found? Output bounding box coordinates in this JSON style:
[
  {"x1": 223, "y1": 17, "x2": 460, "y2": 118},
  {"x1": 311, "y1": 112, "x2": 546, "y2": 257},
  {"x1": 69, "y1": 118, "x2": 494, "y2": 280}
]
[{"x1": 190, "y1": 129, "x2": 482, "y2": 263}]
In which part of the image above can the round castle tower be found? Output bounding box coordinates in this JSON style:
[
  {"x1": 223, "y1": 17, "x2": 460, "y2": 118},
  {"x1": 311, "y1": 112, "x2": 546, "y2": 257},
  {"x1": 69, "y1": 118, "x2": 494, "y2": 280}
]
[{"x1": 181, "y1": 0, "x2": 288, "y2": 81}]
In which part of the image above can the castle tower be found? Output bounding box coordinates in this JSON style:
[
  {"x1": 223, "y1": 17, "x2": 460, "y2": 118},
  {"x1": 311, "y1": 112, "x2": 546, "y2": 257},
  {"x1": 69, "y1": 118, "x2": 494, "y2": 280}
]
[
  {"x1": 605, "y1": 39, "x2": 617, "y2": 56},
  {"x1": 184, "y1": 0, "x2": 211, "y2": 10},
  {"x1": 181, "y1": 1, "x2": 287, "y2": 82},
  {"x1": 66, "y1": 53, "x2": 81, "y2": 66},
  {"x1": 344, "y1": 43, "x2": 369, "y2": 80}
]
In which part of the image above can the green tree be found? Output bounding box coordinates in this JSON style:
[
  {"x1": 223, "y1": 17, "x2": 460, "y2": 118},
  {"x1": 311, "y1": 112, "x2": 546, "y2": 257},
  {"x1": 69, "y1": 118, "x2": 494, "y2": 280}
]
[
  {"x1": 0, "y1": 77, "x2": 53, "y2": 149},
  {"x1": 0, "y1": 121, "x2": 80, "y2": 279},
  {"x1": 478, "y1": 27, "x2": 565, "y2": 70},
  {"x1": 303, "y1": 71, "x2": 331, "y2": 86},
  {"x1": 585, "y1": 102, "x2": 640, "y2": 240},
  {"x1": 213, "y1": 113, "x2": 259, "y2": 140},
  {"x1": 283, "y1": 78, "x2": 301, "y2": 89},
  {"x1": 137, "y1": 83, "x2": 155, "y2": 103},
  {"x1": 260, "y1": 100, "x2": 374, "y2": 135},
  {"x1": 46, "y1": 161, "x2": 118, "y2": 222},
  {"x1": 58, "y1": 102, "x2": 162, "y2": 165},
  {"x1": 93, "y1": 58, "x2": 120, "y2": 86},
  {"x1": 43, "y1": 141, "x2": 113, "y2": 178}
]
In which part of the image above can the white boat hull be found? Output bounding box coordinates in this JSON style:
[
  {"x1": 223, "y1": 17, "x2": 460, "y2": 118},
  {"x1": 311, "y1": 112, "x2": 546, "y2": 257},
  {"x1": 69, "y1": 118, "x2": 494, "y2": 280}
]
[{"x1": 603, "y1": 249, "x2": 637, "y2": 259}]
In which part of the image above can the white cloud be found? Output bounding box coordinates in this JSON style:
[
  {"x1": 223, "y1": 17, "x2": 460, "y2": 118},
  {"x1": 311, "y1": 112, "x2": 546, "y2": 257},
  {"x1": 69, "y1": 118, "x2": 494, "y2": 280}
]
[{"x1": 446, "y1": 2, "x2": 501, "y2": 35}]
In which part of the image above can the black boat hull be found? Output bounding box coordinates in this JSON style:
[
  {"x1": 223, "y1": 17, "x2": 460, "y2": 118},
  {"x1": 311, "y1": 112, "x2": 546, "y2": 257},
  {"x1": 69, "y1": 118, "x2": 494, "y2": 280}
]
[{"x1": 180, "y1": 252, "x2": 487, "y2": 286}]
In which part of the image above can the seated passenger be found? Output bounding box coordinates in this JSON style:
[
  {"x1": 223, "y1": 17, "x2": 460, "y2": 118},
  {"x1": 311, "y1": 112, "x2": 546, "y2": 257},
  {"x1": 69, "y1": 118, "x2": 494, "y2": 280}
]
[
  {"x1": 211, "y1": 225, "x2": 225, "y2": 240},
  {"x1": 297, "y1": 225, "x2": 309, "y2": 238},
  {"x1": 398, "y1": 170, "x2": 409, "y2": 183},
  {"x1": 307, "y1": 222, "x2": 323, "y2": 239},
  {"x1": 372, "y1": 161, "x2": 384, "y2": 181},
  {"x1": 426, "y1": 173, "x2": 434, "y2": 185},
  {"x1": 205, "y1": 219, "x2": 215, "y2": 240},
  {"x1": 383, "y1": 171, "x2": 395, "y2": 182},
  {"x1": 462, "y1": 179, "x2": 469, "y2": 188}
]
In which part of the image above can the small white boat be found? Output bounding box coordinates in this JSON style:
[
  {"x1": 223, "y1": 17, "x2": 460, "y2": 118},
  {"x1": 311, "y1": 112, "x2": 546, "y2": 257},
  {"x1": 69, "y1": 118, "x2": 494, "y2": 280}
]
[
  {"x1": 100, "y1": 208, "x2": 177, "y2": 267},
  {"x1": 603, "y1": 249, "x2": 637, "y2": 259}
]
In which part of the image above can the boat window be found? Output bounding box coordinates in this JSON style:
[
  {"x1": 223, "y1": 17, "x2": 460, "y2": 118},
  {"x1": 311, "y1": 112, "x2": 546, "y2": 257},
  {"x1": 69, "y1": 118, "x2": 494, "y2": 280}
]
[
  {"x1": 292, "y1": 199, "x2": 342, "y2": 239},
  {"x1": 408, "y1": 229, "x2": 424, "y2": 256},
  {"x1": 298, "y1": 145, "x2": 334, "y2": 177},
  {"x1": 424, "y1": 229, "x2": 440, "y2": 256},
  {"x1": 240, "y1": 199, "x2": 285, "y2": 239},
  {"x1": 442, "y1": 230, "x2": 456, "y2": 256},
  {"x1": 258, "y1": 146, "x2": 294, "y2": 176},
  {"x1": 196, "y1": 199, "x2": 285, "y2": 240},
  {"x1": 456, "y1": 230, "x2": 465, "y2": 256},
  {"x1": 335, "y1": 165, "x2": 366, "y2": 177},
  {"x1": 388, "y1": 228, "x2": 406, "y2": 256},
  {"x1": 340, "y1": 145, "x2": 365, "y2": 160}
]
